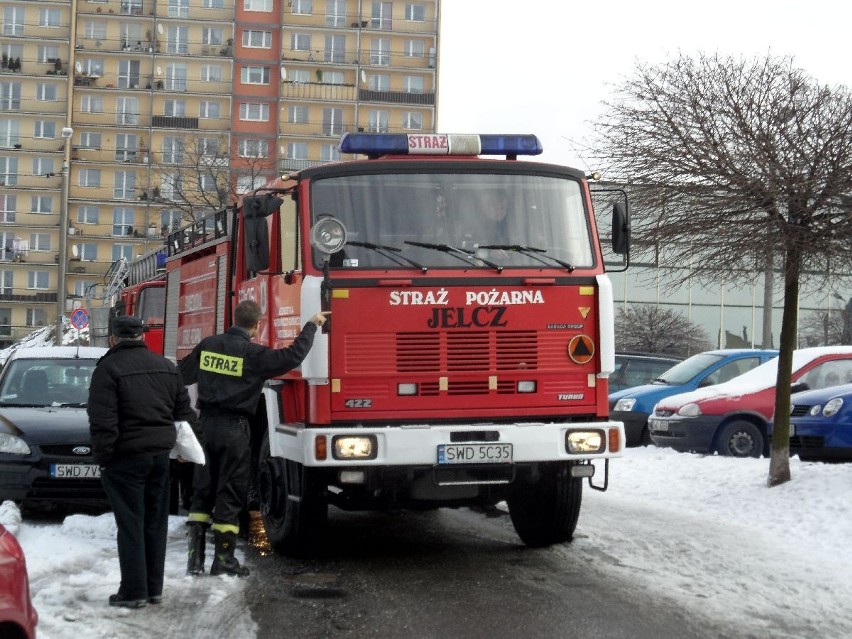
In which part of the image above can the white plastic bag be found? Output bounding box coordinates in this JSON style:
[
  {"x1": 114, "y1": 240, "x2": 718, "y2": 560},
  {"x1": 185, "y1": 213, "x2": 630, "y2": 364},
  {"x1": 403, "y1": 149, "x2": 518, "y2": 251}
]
[{"x1": 170, "y1": 421, "x2": 205, "y2": 465}]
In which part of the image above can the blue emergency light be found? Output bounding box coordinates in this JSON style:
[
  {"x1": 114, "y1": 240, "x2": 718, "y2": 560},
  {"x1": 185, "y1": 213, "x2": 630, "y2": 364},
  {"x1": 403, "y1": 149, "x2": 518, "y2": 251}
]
[{"x1": 338, "y1": 133, "x2": 543, "y2": 157}]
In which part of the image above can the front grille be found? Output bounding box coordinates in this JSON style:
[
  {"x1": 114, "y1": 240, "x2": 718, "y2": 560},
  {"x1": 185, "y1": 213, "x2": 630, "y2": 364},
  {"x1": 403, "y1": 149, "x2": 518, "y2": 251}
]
[
  {"x1": 790, "y1": 435, "x2": 824, "y2": 449},
  {"x1": 40, "y1": 443, "x2": 93, "y2": 457},
  {"x1": 790, "y1": 405, "x2": 812, "y2": 417}
]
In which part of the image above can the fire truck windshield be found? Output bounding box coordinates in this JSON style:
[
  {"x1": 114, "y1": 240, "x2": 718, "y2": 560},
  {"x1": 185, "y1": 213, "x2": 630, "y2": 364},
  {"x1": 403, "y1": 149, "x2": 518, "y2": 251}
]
[{"x1": 310, "y1": 172, "x2": 595, "y2": 270}]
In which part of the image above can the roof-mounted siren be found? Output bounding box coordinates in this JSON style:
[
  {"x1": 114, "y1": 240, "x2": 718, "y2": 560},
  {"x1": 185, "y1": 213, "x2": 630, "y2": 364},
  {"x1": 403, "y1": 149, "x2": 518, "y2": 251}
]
[{"x1": 338, "y1": 133, "x2": 543, "y2": 159}]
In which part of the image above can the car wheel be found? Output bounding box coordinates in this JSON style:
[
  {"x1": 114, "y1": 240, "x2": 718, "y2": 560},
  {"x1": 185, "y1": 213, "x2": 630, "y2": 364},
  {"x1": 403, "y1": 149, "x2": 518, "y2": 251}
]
[{"x1": 716, "y1": 421, "x2": 763, "y2": 458}]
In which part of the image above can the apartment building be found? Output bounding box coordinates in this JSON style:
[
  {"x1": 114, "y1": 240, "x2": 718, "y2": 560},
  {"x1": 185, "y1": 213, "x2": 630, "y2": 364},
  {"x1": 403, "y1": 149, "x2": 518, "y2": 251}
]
[{"x1": 0, "y1": 0, "x2": 440, "y2": 346}]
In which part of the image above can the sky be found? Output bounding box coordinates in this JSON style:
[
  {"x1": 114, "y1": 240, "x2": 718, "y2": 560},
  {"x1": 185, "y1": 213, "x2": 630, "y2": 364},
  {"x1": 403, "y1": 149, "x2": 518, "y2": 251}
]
[
  {"x1": 3, "y1": 446, "x2": 851, "y2": 639},
  {"x1": 437, "y1": 0, "x2": 852, "y2": 171}
]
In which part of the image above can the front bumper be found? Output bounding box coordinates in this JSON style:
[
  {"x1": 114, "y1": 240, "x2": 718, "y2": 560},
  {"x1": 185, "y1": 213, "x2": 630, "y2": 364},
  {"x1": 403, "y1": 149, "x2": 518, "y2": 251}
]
[
  {"x1": 789, "y1": 421, "x2": 852, "y2": 460},
  {"x1": 647, "y1": 414, "x2": 723, "y2": 453},
  {"x1": 0, "y1": 453, "x2": 106, "y2": 503},
  {"x1": 274, "y1": 420, "x2": 625, "y2": 467},
  {"x1": 609, "y1": 410, "x2": 650, "y2": 446}
]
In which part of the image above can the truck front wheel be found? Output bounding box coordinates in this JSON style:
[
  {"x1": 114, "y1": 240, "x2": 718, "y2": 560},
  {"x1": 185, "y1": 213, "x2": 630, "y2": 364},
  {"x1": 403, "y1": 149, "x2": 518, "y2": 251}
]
[
  {"x1": 258, "y1": 435, "x2": 328, "y2": 555},
  {"x1": 507, "y1": 462, "x2": 582, "y2": 548}
]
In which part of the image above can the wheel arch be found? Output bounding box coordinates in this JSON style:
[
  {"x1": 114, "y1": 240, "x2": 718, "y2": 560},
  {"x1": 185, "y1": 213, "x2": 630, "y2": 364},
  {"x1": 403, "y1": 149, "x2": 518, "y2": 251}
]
[{"x1": 712, "y1": 411, "x2": 770, "y2": 456}]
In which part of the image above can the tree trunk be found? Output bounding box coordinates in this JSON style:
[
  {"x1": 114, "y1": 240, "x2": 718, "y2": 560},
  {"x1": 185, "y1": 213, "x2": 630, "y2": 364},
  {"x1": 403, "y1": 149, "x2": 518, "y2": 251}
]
[
  {"x1": 767, "y1": 244, "x2": 801, "y2": 487},
  {"x1": 762, "y1": 251, "x2": 774, "y2": 348}
]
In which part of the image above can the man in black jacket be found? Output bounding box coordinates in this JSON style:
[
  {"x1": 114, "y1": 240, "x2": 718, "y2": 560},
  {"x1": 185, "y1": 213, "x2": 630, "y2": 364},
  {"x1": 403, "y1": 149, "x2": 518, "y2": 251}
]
[
  {"x1": 88, "y1": 315, "x2": 200, "y2": 608},
  {"x1": 180, "y1": 300, "x2": 328, "y2": 577}
]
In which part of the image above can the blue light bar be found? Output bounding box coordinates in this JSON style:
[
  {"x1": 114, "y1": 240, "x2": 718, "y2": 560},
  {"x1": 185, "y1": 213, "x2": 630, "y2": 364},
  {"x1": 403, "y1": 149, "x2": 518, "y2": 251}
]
[{"x1": 338, "y1": 133, "x2": 543, "y2": 157}]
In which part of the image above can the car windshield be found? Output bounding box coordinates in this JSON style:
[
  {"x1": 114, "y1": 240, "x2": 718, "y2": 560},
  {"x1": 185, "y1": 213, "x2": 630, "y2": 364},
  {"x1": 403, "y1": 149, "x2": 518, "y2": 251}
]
[
  {"x1": 0, "y1": 358, "x2": 97, "y2": 407},
  {"x1": 309, "y1": 172, "x2": 594, "y2": 270},
  {"x1": 656, "y1": 353, "x2": 726, "y2": 385}
]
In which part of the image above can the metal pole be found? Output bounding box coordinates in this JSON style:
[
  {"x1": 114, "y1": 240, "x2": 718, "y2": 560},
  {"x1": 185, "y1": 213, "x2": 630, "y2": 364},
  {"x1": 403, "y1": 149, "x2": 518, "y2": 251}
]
[{"x1": 55, "y1": 153, "x2": 70, "y2": 344}]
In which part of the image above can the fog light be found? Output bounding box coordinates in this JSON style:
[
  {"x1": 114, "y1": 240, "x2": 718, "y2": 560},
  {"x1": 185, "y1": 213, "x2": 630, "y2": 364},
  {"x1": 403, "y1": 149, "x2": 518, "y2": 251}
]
[
  {"x1": 339, "y1": 470, "x2": 366, "y2": 484},
  {"x1": 332, "y1": 435, "x2": 377, "y2": 460},
  {"x1": 566, "y1": 430, "x2": 605, "y2": 454},
  {"x1": 517, "y1": 380, "x2": 536, "y2": 393},
  {"x1": 398, "y1": 383, "x2": 418, "y2": 396}
]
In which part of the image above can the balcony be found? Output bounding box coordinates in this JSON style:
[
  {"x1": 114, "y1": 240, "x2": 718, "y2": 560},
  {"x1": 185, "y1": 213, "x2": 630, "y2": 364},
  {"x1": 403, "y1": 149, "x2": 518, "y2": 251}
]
[{"x1": 357, "y1": 88, "x2": 435, "y2": 106}]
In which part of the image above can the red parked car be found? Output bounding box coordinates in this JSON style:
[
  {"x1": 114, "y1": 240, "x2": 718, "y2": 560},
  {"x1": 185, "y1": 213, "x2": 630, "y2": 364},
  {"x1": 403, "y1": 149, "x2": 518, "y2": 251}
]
[
  {"x1": 0, "y1": 524, "x2": 38, "y2": 639},
  {"x1": 648, "y1": 346, "x2": 852, "y2": 457}
]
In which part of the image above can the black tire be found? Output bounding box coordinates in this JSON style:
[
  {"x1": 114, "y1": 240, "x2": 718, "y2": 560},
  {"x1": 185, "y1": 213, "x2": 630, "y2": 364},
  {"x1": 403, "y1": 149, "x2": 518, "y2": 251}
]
[
  {"x1": 716, "y1": 420, "x2": 763, "y2": 458},
  {"x1": 507, "y1": 462, "x2": 582, "y2": 548},
  {"x1": 257, "y1": 434, "x2": 328, "y2": 556}
]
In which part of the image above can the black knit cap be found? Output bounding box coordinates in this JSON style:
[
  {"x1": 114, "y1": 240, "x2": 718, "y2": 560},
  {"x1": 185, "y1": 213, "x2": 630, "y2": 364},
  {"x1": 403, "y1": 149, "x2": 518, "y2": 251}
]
[{"x1": 111, "y1": 315, "x2": 143, "y2": 338}]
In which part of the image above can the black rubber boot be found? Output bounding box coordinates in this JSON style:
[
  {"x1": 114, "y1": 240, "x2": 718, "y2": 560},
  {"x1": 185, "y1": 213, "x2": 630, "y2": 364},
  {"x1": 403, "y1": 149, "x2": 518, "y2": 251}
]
[
  {"x1": 186, "y1": 522, "x2": 208, "y2": 575},
  {"x1": 210, "y1": 531, "x2": 249, "y2": 578}
]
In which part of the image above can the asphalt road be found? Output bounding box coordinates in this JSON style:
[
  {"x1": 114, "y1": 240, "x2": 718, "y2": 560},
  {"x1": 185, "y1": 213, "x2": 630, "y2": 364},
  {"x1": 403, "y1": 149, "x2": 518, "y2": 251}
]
[{"x1": 243, "y1": 507, "x2": 730, "y2": 639}]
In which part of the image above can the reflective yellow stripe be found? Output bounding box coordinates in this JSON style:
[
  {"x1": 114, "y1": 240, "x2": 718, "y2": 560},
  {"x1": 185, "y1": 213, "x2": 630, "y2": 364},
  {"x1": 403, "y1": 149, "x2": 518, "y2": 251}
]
[
  {"x1": 187, "y1": 512, "x2": 211, "y2": 524},
  {"x1": 211, "y1": 522, "x2": 240, "y2": 535},
  {"x1": 199, "y1": 350, "x2": 244, "y2": 377}
]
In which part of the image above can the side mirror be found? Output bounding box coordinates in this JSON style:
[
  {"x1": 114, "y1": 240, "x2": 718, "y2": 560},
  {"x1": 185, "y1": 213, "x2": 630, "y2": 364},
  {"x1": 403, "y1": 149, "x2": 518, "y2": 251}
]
[
  {"x1": 244, "y1": 215, "x2": 270, "y2": 273},
  {"x1": 611, "y1": 202, "x2": 629, "y2": 255},
  {"x1": 790, "y1": 381, "x2": 810, "y2": 394}
]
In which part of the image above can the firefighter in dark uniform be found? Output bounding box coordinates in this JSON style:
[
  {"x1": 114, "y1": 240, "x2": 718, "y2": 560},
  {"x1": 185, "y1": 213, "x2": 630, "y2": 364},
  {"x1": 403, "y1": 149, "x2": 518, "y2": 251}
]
[{"x1": 180, "y1": 299, "x2": 329, "y2": 577}]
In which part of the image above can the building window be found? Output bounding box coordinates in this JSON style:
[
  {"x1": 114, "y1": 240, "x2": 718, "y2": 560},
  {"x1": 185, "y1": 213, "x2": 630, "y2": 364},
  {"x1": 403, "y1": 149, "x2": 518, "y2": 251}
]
[
  {"x1": 73, "y1": 280, "x2": 96, "y2": 298},
  {"x1": 204, "y1": 0, "x2": 225, "y2": 7},
  {"x1": 201, "y1": 65, "x2": 223, "y2": 82},
  {"x1": 166, "y1": 64, "x2": 188, "y2": 92},
  {"x1": 26, "y1": 308, "x2": 48, "y2": 327},
  {"x1": 0, "y1": 121, "x2": 20, "y2": 148},
  {"x1": 33, "y1": 121, "x2": 56, "y2": 140},
  {"x1": 113, "y1": 171, "x2": 136, "y2": 200},
  {"x1": 35, "y1": 84, "x2": 57, "y2": 101},
  {"x1": 79, "y1": 243, "x2": 98, "y2": 262},
  {"x1": 368, "y1": 110, "x2": 389, "y2": 133},
  {"x1": 368, "y1": 74, "x2": 390, "y2": 91},
  {"x1": 27, "y1": 272, "x2": 49, "y2": 291},
  {"x1": 0, "y1": 307, "x2": 10, "y2": 337},
  {"x1": 81, "y1": 59, "x2": 104, "y2": 76},
  {"x1": 404, "y1": 75, "x2": 424, "y2": 93},
  {"x1": 113, "y1": 207, "x2": 135, "y2": 236},
  {"x1": 30, "y1": 196, "x2": 52, "y2": 214},
  {"x1": 286, "y1": 143, "x2": 308, "y2": 160},
  {"x1": 321, "y1": 71, "x2": 344, "y2": 85},
  {"x1": 291, "y1": 33, "x2": 311, "y2": 52},
  {"x1": 326, "y1": 0, "x2": 346, "y2": 27},
  {"x1": 29, "y1": 233, "x2": 50, "y2": 252},
  {"x1": 197, "y1": 137, "x2": 220, "y2": 157},
  {"x1": 81, "y1": 95, "x2": 104, "y2": 114},
  {"x1": 80, "y1": 132, "x2": 101, "y2": 149},
  {"x1": 405, "y1": 3, "x2": 426, "y2": 21},
  {"x1": 0, "y1": 194, "x2": 15, "y2": 223},
  {"x1": 238, "y1": 139, "x2": 269, "y2": 158},
  {"x1": 322, "y1": 108, "x2": 344, "y2": 136},
  {"x1": 243, "y1": 30, "x2": 271, "y2": 48},
  {"x1": 112, "y1": 244, "x2": 134, "y2": 262},
  {"x1": 197, "y1": 174, "x2": 218, "y2": 192},
  {"x1": 0, "y1": 83, "x2": 21, "y2": 110},
  {"x1": 244, "y1": 0, "x2": 273, "y2": 12},
  {"x1": 202, "y1": 28, "x2": 224, "y2": 46},
  {"x1": 324, "y1": 35, "x2": 345, "y2": 63},
  {"x1": 161, "y1": 210, "x2": 182, "y2": 233},
  {"x1": 77, "y1": 206, "x2": 99, "y2": 224},
  {"x1": 116, "y1": 97, "x2": 139, "y2": 125},
  {"x1": 288, "y1": 105, "x2": 308, "y2": 124},
  {"x1": 164, "y1": 99, "x2": 186, "y2": 117},
  {"x1": 36, "y1": 45, "x2": 60, "y2": 64},
  {"x1": 118, "y1": 60, "x2": 141, "y2": 89},
  {"x1": 239, "y1": 103, "x2": 269, "y2": 122},
  {"x1": 241, "y1": 66, "x2": 270, "y2": 85},
  {"x1": 83, "y1": 20, "x2": 107, "y2": 41},
  {"x1": 370, "y1": 39, "x2": 390, "y2": 66},
  {"x1": 236, "y1": 175, "x2": 267, "y2": 194},
  {"x1": 292, "y1": 0, "x2": 313, "y2": 14},
  {"x1": 162, "y1": 137, "x2": 184, "y2": 164},
  {"x1": 289, "y1": 69, "x2": 311, "y2": 84},
  {"x1": 0, "y1": 272, "x2": 12, "y2": 295},
  {"x1": 32, "y1": 158, "x2": 55, "y2": 177},
  {"x1": 371, "y1": 2, "x2": 393, "y2": 30},
  {"x1": 320, "y1": 144, "x2": 340, "y2": 163},
  {"x1": 79, "y1": 169, "x2": 101, "y2": 188},
  {"x1": 2, "y1": 7, "x2": 24, "y2": 37},
  {"x1": 404, "y1": 39, "x2": 424, "y2": 58},
  {"x1": 115, "y1": 133, "x2": 137, "y2": 161},
  {"x1": 0, "y1": 157, "x2": 18, "y2": 186},
  {"x1": 199, "y1": 101, "x2": 221, "y2": 119},
  {"x1": 168, "y1": 0, "x2": 190, "y2": 19}
]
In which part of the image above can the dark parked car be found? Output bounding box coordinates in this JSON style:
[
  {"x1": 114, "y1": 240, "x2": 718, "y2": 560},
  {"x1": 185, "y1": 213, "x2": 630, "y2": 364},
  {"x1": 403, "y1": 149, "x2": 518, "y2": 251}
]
[
  {"x1": 769, "y1": 383, "x2": 852, "y2": 461},
  {"x1": 610, "y1": 349, "x2": 778, "y2": 446},
  {"x1": 610, "y1": 352, "x2": 683, "y2": 393},
  {"x1": 649, "y1": 346, "x2": 852, "y2": 457},
  {"x1": 0, "y1": 346, "x2": 108, "y2": 504},
  {"x1": 0, "y1": 523, "x2": 38, "y2": 639}
]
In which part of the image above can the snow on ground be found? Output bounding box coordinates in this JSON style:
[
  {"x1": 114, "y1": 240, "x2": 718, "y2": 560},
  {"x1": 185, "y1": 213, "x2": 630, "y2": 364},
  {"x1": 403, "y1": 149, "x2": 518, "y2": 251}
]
[{"x1": 2, "y1": 447, "x2": 850, "y2": 638}]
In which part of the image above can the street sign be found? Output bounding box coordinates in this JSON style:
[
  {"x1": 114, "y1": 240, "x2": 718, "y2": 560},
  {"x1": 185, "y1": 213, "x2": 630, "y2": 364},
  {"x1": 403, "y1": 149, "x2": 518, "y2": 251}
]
[{"x1": 70, "y1": 308, "x2": 89, "y2": 329}]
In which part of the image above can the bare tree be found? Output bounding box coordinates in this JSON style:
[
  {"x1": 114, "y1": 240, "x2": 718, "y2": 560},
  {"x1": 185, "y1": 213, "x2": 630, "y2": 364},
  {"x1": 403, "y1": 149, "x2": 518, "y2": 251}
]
[
  {"x1": 615, "y1": 304, "x2": 711, "y2": 357},
  {"x1": 590, "y1": 54, "x2": 852, "y2": 486},
  {"x1": 148, "y1": 135, "x2": 274, "y2": 227}
]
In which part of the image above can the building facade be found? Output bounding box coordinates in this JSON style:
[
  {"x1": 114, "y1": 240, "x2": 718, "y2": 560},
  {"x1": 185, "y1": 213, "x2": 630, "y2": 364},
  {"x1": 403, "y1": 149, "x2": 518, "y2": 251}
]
[{"x1": 0, "y1": 0, "x2": 440, "y2": 346}]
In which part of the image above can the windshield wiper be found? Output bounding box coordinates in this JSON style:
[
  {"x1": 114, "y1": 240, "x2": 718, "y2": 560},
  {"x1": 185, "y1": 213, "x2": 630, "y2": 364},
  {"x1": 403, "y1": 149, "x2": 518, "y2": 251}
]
[
  {"x1": 348, "y1": 241, "x2": 427, "y2": 272},
  {"x1": 651, "y1": 377, "x2": 671, "y2": 385},
  {"x1": 477, "y1": 245, "x2": 575, "y2": 272},
  {"x1": 404, "y1": 241, "x2": 503, "y2": 272}
]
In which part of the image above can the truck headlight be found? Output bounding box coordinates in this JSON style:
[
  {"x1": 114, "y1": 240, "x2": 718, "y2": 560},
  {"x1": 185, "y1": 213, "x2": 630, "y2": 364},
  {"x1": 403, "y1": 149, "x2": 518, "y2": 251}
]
[
  {"x1": 566, "y1": 430, "x2": 605, "y2": 454},
  {"x1": 613, "y1": 398, "x2": 636, "y2": 412},
  {"x1": 0, "y1": 433, "x2": 31, "y2": 455},
  {"x1": 332, "y1": 435, "x2": 377, "y2": 460}
]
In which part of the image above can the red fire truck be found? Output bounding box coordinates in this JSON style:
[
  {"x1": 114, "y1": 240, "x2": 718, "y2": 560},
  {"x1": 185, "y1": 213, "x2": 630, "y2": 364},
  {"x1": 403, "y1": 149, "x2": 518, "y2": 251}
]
[{"x1": 136, "y1": 133, "x2": 629, "y2": 552}]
